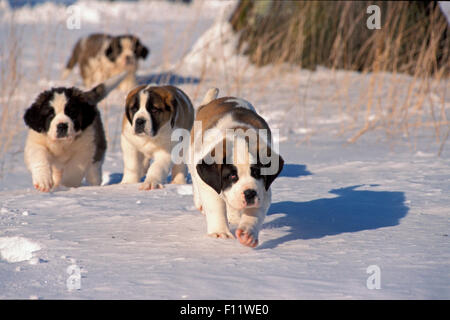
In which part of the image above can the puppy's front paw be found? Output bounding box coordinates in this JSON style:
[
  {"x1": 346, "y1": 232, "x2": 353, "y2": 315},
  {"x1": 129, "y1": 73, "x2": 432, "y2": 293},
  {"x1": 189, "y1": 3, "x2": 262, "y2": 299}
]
[
  {"x1": 236, "y1": 228, "x2": 259, "y2": 248},
  {"x1": 139, "y1": 179, "x2": 164, "y2": 190},
  {"x1": 120, "y1": 175, "x2": 140, "y2": 184},
  {"x1": 33, "y1": 175, "x2": 54, "y2": 192},
  {"x1": 208, "y1": 231, "x2": 235, "y2": 239}
]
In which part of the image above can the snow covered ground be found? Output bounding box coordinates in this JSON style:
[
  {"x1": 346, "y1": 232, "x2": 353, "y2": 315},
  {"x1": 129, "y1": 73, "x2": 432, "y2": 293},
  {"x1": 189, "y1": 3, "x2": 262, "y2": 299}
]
[{"x1": 0, "y1": 0, "x2": 449, "y2": 299}]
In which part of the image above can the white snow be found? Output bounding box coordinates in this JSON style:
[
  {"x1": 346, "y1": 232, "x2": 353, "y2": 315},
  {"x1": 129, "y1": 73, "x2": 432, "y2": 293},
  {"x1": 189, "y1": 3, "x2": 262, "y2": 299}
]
[
  {"x1": 0, "y1": 0, "x2": 449, "y2": 299},
  {"x1": 179, "y1": 14, "x2": 246, "y2": 75},
  {"x1": 0, "y1": 236, "x2": 41, "y2": 263},
  {"x1": 177, "y1": 185, "x2": 194, "y2": 196}
]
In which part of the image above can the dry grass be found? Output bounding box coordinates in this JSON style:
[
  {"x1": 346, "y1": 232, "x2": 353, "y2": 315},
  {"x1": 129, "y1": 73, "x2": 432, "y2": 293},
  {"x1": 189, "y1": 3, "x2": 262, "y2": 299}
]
[
  {"x1": 0, "y1": 16, "x2": 24, "y2": 176},
  {"x1": 0, "y1": 15, "x2": 70, "y2": 177}
]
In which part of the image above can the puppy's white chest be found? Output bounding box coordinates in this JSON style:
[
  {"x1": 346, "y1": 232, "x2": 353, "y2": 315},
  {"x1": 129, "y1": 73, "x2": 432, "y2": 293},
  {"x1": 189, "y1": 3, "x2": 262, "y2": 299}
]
[
  {"x1": 124, "y1": 123, "x2": 172, "y2": 156},
  {"x1": 47, "y1": 127, "x2": 95, "y2": 165}
]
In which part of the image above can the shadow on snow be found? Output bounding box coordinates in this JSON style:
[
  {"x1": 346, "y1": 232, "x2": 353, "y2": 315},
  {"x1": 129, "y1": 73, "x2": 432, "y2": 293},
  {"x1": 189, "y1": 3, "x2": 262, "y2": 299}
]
[
  {"x1": 279, "y1": 164, "x2": 312, "y2": 178},
  {"x1": 104, "y1": 165, "x2": 407, "y2": 250},
  {"x1": 259, "y1": 184, "x2": 409, "y2": 249}
]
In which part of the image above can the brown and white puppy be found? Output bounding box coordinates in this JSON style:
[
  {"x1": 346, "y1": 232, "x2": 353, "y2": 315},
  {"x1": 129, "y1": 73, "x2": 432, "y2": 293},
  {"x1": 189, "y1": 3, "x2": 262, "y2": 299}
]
[
  {"x1": 23, "y1": 72, "x2": 127, "y2": 192},
  {"x1": 120, "y1": 85, "x2": 194, "y2": 190},
  {"x1": 62, "y1": 33, "x2": 149, "y2": 91},
  {"x1": 189, "y1": 89, "x2": 284, "y2": 248}
]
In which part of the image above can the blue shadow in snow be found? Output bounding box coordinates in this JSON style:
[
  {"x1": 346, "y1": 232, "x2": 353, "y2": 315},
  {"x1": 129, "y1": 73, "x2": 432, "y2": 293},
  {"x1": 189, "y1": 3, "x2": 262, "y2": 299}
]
[
  {"x1": 279, "y1": 164, "x2": 312, "y2": 178},
  {"x1": 104, "y1": 173, "x2": 124, "y2": 186},
  {"x1": 8, "y1": 0, "x2": 76, "y2": 8},
  {"x1": 137, "y1": 72, "x2": 200, "y2": 86},
  {"x1": 259, "y1": 185, "x2": 409, "y2": 249}
]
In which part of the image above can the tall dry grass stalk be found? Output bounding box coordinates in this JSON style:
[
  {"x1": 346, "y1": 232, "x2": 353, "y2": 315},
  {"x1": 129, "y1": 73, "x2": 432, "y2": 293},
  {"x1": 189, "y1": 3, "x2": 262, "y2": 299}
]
[{"x1": 0, "y1": 15, "x2": 24, "y2": 176}]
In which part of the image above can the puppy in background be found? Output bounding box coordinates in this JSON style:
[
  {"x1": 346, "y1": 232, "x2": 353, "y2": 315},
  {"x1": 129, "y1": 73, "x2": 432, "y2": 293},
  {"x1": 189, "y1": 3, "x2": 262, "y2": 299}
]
[
  {"x1": 23, "y1": 72, "x2": 127, "y2": 192},
  {"x1": 189, "y1": 88, "x2": 284, "y2": 248},
  {"x1": 62, "y1": 33, "x2": 149, "y2": 91},
  {"x1": 120, "y1": 85, "x2": 194, "y2": 190}
]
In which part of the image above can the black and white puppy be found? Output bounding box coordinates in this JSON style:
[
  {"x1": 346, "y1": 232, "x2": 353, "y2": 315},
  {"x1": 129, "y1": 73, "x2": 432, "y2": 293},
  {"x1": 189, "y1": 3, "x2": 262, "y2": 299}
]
[
  {"x1": 23, "y1": 72, "x2": 127, "y2": 192},
  {"x1": 120, "y1": 84, "x2": 194, "y2": 190},
  {"x1": 62, "y1": 33, "x2": 149, "y2": 91},
  {"x1": 189, "y1": 89, "x2": 284, "y2": 248}
]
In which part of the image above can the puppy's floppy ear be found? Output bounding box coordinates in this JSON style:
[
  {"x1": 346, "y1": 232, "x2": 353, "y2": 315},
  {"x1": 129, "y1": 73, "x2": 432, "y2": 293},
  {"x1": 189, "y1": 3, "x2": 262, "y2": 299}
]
[
  {"x1": 23, "y1": 91, "x2": 53, "y2": 133},
  {"x1": 125, "y1": 85, "x2": 146, "y2": 124},
  {"x1": 196, "y1": 162, "x2": 222, "y2": 194},
  {"x1": 261, "y1": 152, "x2": 284, "y2": 191},
  {"x1": 65, "y1": 88, "x2": 97, "y2": 131},
  {"x1": 164, "y1": 95, "x2": 178, "y2": 128},
  {"x1": 24, "y1": 103, "x2": 46, "y2": 133},
  {"x1": 134, "y1": 39, "x2": 149, "y2": 59}
]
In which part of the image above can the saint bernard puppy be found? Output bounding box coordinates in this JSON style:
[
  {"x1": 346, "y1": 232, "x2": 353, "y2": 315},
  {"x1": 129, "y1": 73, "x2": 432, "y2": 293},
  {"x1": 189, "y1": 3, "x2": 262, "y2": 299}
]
[
  {"x1": 189, "y1": 89, "x2": 284, "y2": 248},
  {"x1": 23, "y1": 72, "x2": 127, "y2": 192},
  {"x1": 120, "y1": 85, "x2": 194, "y2": 190},
  {"x1": 62, "y1": 33, "x2": 149, "y2": 91}
]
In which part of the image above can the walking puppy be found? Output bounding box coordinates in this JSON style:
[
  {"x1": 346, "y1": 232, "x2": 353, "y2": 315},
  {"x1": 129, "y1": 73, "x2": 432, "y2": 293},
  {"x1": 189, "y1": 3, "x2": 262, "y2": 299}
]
[
  {"x1": 23, "y1": 72, "x2": 127, "y2": 192},
  {"x1": 62, "y1": 33, "x2": 149, "y2": 91},
  {"x1": 189, "y1": 89, "x2": 284, "y2": 248},
  {"x1": 120, "y1": 85, "x2": 194, "y2": 190}
]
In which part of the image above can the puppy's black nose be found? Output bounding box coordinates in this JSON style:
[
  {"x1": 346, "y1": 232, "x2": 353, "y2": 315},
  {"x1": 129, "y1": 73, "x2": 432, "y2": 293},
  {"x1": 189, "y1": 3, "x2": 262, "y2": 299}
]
[
  {"x1": 135, "y1": 118, "x2": 146, "y2": 126},
  {"x1": 56, "y1": 123, "x2": 68, "y2": 137},
  {"x1": 244, "y1": 189, "x2": 257, "y2": 204},
  {"x1": 135, "y1": 118, "x2": 146, "y2": 134}
]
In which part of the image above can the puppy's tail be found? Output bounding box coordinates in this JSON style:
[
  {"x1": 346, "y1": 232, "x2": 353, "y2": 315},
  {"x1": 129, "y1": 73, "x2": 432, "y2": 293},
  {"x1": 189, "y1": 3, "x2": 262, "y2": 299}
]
[
  {"x1": 201, "y1": 87, "x2": 219, "y2": 106},
  {"x1": 62, "y1": 39, "x2": 82, "y2": 80},
  {"x1": 83, "y1": 71, "x2": 128, "y2": 104}
]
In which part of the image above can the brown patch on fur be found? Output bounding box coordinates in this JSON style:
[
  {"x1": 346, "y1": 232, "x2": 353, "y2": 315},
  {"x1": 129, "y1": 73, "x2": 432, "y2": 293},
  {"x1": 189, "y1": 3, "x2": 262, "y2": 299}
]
[
  {"x1": 209, "y1": 138, "x2": 228, "y2": 163},
  {"x1": 192, "y1": 97, "x2": 271, "y2": 143},
  {"x1": 195, "y1": 97, "x2": 237, "y2": 132},
  {"x1": 145, "y1": 86, "x2": 194, "y2": 131},
  {"x1": 231, "y1": 108, "x2": 270, "y2": 132},
  {"x1": 147, "y1": 88, "x2": 173, "y2": 129},
  {"x1": 77, "y1": 34, "x2": 111, "y2": 80},
  {"x1": 125, "y1": 84, "x2": 146, "y2": 106}
]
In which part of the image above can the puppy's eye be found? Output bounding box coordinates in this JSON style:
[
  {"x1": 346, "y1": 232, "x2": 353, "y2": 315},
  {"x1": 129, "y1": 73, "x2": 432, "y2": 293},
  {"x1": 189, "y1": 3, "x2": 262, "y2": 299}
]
[
  {"x1": 225, "y1": 170, "x2": 238, "y2": 182},
  {"x1": 150, "y1": 107, "x2": 161, "y2": 113},
  {"x1": 40, "y1": 107, "x2": 54, "y2": 116},
  {"x1": 130, "y1": 102, "x2": 139, "y2": 112},
  {"x1": 251, "y1": 167, "x2": 261, "y2": 178}
]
